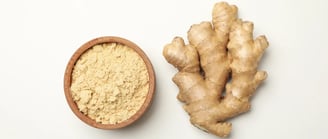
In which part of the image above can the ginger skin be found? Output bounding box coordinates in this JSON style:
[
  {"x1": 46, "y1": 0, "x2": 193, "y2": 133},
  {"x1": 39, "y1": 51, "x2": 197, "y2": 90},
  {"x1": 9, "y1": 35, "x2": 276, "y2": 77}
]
[{"x1": 163, "y1": 2, "x2": 268, "y2": 137}]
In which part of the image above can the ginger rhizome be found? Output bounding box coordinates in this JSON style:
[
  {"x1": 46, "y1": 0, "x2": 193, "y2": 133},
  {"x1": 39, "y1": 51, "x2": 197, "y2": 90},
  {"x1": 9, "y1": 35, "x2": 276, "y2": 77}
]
[{"x1": 163, "y1": 2, "x2": 268, "y2": 137}]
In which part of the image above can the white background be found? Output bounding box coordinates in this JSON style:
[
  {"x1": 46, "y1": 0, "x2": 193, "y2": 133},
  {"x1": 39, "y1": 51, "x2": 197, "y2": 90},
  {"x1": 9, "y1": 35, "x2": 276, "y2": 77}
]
[{"x1": 1, "y1": 0, "x2": 327, "y2": 138}]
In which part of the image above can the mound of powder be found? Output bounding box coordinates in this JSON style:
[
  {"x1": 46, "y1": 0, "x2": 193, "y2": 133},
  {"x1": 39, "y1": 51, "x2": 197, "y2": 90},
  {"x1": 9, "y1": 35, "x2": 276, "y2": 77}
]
[{"x1": 70, "y1": 43, "x2": 149, "y2": 124}]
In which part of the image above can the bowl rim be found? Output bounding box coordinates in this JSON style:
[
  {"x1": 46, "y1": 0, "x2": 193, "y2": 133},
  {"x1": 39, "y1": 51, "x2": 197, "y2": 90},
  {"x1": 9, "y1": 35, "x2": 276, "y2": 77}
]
[{"x1": 63, "y1": 36, "x2": 156, "y2": 129}]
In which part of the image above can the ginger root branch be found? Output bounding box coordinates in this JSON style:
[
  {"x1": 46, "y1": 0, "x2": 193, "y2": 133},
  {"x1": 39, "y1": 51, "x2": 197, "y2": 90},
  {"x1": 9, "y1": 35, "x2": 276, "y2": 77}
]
[{"x1": 163, "y1": 2, "x2": 268, "y2": 137}]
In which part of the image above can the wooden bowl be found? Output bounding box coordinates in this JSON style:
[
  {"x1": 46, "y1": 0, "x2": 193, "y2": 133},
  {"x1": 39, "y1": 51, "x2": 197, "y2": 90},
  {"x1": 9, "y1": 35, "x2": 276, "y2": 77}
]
[{"x1": 64, "y1": 36, "x2": 155, "y2": 129}]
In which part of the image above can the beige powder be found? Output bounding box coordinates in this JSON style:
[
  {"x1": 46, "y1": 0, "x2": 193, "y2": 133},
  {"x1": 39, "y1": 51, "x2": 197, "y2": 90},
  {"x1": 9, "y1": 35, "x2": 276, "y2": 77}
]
[{"x1": 70, "y1": 43, "x2": 149, "y2": 124}]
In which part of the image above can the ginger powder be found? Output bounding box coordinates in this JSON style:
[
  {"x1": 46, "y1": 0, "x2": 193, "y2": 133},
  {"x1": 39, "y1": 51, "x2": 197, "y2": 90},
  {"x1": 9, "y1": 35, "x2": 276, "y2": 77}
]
[{"x1": 70, "y1": 43, "x2": 149, "y2": 124}]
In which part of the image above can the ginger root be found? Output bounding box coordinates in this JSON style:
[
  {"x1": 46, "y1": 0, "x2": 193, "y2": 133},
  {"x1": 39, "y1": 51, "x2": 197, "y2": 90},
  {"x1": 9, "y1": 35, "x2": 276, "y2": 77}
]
[{"x1": 163, "y1": 2, "x2": 268, "y2": 137}]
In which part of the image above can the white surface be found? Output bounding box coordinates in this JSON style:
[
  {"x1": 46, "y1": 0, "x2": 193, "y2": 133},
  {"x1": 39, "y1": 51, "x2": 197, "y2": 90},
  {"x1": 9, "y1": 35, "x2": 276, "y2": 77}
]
[{"x1": 1, "y1": 0, "x2": 328, "y2": 138}]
